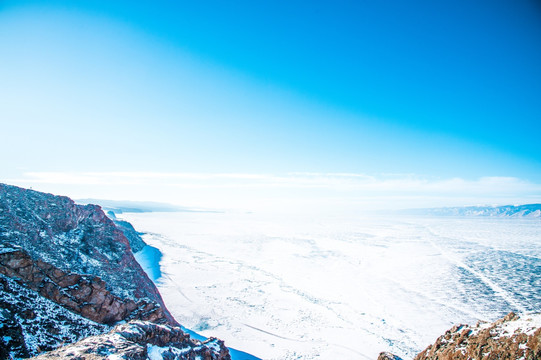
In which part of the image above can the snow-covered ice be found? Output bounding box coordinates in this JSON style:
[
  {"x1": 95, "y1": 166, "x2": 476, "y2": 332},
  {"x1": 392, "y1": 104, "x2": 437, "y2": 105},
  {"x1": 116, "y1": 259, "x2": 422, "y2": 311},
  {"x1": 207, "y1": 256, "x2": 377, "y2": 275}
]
[{"x1": 122, "y1": 211, "x2": 541, "y2": 360}]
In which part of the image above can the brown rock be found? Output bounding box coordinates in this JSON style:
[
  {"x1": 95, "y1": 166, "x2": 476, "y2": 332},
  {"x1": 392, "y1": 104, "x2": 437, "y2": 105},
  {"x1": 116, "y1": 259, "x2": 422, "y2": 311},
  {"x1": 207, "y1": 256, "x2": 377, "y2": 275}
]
[
  {"x1": 414, "y1": 312, "x2": 541, "y2": 360},
  {"x1": 30, "y1": 321, "x2": 231, "y2": 360},
  {"x1": 0, "y1": 248, "x2": 170, "y2": 325},
  {"x1": 0, "y1": 183, "x2": 176, "y2": 325},
  {"x1": 378, "y1": 351, "x2": 404, "y2": 360}
]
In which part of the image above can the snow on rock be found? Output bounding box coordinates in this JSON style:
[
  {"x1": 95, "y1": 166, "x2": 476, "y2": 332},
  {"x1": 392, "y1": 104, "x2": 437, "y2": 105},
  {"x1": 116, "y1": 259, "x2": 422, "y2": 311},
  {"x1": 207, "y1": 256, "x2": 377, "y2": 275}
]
[
  {"x1": 111, "y1": 216, "x2": 148, "y2": 253},
  {"x1": 377, "y1": 352, "x2": 404, "y2": 360},
  {"x1": 496, "y1": 314, "x2": 541, "y2": 338},
  {"x1": 30, "y1": 321, "x2": 231, "y2": 360},
  {"x1": 0, "y1": 246, "x2": 168, "y2": 325},
  {"x1": 412, "y1": 312, "x2": 541, "y2": 360},
  {"x1": 0, "y1": 183, "x2": 176, "y2": 325},
  {"x1": 0, "y1": 184, "x2": 235, "y2": 360},
  {"x1": 0, "y1": 273, "x2": 108, "y2": 359}
]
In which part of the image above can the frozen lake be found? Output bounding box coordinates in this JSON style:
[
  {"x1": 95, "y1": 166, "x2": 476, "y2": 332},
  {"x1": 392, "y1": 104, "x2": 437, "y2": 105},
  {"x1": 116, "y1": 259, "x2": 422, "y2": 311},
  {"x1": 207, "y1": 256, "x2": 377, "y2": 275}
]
[{"x1": 121, "y1": 211, "x2": 541, "y2": 359}]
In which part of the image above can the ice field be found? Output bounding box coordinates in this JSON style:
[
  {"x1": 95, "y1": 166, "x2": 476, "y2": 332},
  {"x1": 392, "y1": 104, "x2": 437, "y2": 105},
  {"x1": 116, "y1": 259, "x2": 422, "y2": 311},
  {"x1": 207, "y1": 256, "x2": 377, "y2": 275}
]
[{"x1": 122, "y1": 211, "x2": 541, "y2": 359}]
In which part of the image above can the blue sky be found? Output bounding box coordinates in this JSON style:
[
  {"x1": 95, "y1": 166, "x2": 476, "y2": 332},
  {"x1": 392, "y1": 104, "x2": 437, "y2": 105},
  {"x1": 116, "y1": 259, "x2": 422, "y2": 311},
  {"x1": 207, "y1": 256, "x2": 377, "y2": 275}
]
[{"x1": 1, "y1": 0, "x2": 540, "y2": 210}]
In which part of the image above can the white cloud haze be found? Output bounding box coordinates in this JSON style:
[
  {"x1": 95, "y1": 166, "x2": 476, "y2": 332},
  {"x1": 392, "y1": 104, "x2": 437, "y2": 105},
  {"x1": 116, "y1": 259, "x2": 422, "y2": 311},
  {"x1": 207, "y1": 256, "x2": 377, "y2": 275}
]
[{"x1": 7, "y1": 171, "x2": 541, "y2": 214}]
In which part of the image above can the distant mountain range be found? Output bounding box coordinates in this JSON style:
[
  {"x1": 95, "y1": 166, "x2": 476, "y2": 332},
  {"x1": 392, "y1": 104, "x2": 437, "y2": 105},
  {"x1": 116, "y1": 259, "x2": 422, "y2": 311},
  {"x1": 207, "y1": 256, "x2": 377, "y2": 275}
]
[
  {"x1": 75, "y1": 198, "x2": 189, "y2": 213},
  {"x1": 405, "y1": 204, "x2": 541, "y2": 218},
  {"x1": 76, "y1": 199, "x2": 221, "y2": 214}
]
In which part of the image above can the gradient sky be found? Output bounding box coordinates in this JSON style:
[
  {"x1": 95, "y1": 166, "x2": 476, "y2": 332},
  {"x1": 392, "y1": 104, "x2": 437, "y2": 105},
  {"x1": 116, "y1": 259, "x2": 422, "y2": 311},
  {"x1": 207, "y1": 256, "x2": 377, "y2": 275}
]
[{"x1": 1, "y1": 0, "x2": 540, "y2": 210}]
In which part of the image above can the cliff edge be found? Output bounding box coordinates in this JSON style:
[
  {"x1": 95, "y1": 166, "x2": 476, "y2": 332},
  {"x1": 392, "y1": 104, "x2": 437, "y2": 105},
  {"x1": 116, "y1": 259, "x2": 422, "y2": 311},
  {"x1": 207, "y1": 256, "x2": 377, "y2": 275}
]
[{"x1": 0, "y1": 183, "x2": 230, "y2": 359}]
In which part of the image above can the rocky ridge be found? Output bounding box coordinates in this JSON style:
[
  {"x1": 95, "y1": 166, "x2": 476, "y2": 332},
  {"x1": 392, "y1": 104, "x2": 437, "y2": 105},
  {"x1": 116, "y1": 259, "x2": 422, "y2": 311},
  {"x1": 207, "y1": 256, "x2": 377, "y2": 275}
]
[
  {"x1": 378, "y1": 312, "x2": 541, "y2": 360},
  {"x1": 414, "y1": 312, "x2": 541, "y2": 360},
  {"x1": 107, "y1": 210, "x2": 147, "y2": 253},
  {"x1": 31, "y1": 321, "x2": 230, "y2": 360},
  {"x1": 0, "y1": 183, "x2": 230, "y2": 360},
  {"x1": 0, "y1": 184, "x2": 169, "y2": 309}
]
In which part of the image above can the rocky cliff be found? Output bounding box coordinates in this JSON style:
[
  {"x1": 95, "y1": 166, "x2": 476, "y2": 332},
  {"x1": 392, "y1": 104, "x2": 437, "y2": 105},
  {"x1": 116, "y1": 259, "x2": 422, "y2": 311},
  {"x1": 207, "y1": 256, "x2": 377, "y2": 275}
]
[
  {"x1": 31, "y1": 321, "x2": 230, "y2": 360},
  {"x1": 379, "y1": 312, "x2": 541, "y2": 360},
  {"x1": 0, "y1": 245, "x2": 166, "y2": 325},
  {"x1": 0, "y1": 184, "x2": 170, "y2": 312},
  {"x1": 0, "y1": 183, "x2": 230, "y2": 360}
]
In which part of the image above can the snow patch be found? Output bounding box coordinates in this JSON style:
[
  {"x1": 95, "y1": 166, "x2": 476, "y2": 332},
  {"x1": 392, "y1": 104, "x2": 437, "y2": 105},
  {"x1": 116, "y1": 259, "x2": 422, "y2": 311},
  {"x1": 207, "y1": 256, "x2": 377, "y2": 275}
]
[
  {"x1": 0, "y1": 244, "x2": 22, "y2": 254},
  {"x1": 146, "y1": 344, "x2": 192, "y2": 360},
  {"x1": 497, "y1": 314, "x2": 541, "y2": 338},
  {"x1": 147, "y1": 345, "x2": 164, "y2": 360},
  {"x1": 107, "y1": 355, "x2": 124, "y2": 360}
]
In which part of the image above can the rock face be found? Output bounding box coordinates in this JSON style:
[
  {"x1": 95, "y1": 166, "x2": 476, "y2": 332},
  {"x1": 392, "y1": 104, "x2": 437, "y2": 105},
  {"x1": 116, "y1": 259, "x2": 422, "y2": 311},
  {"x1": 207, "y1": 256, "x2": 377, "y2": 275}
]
[
  {"x1": 377, "y1": 352, "x2": 403, "y2": 360},
  {"x1": 414, "y1": 312, "x2": 541, "y2": 360},
  {"x1": 0, "y1": 246, "x2": 167, "y2": 324},
  {"x1": 0, "y1": 273, "x2": 108, "y2": 359},
  {"x1": 110, "y1": 216, "x2": 147, "y2": 253},
  {"x1": 0, "y1": 183, "x2": 230, "y2": 360},
  {"x1": 378, "y1": 352, "x2": 402, "y2": 360},
  {"x1": 0, "y1": 183, "x2": 175, "y2": 324},
  {"x1": 31, "y1": 321, "x2": 231, "y2": 360}
]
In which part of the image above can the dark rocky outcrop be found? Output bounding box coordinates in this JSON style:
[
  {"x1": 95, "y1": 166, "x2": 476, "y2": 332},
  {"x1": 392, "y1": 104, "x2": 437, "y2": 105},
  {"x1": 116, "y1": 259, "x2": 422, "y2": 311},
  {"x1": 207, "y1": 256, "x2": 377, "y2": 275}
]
[
  {"x1": 0, "y1": 273, "x2": 108, "y2": 358},
  {"x1": 377, "y1": 352, "x2": 403, "y2": 360},
  {"x1": 0, "y1": 183, "x2": 175, "y2": 324},
  {"x1": 0, "y1": 246, "x2": 166, "y2": 324},
  {"x1": 0, "y1": 184, "x2": 230, "y2": 360},
  {"x1": 107, "y1": 210, "x2": 147, "y2": 253},
  {"x1": 30, "y1": 321, "x2": 231, "y2": 360}
]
